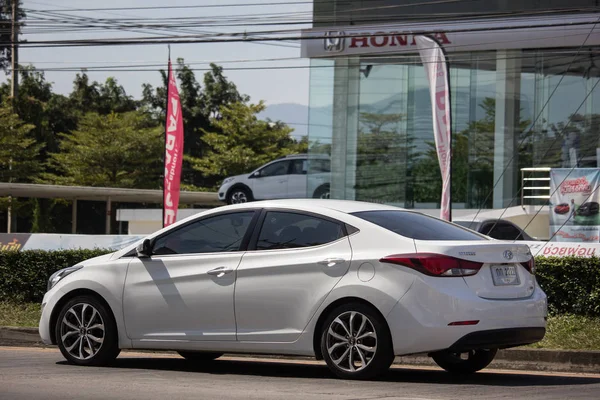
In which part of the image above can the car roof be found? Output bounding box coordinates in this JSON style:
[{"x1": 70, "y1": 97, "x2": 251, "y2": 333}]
[
  {"x1": 277, "y1": 154, "x2": 330, "y2": 160},
  {"x1": 214, "y1": 199, "x2": 403, "y2": 214}
]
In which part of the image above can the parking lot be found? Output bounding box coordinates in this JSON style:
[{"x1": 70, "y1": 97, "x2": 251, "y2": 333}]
[{"x1": 2, "y1": 347, "x2": 600, "y2": 400}]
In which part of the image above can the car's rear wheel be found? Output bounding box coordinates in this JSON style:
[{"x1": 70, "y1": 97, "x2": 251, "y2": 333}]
[
  {"x1": 227, "y1": 187, "x2": 252, "y2": 204},
  {"x1": 431, "y1": 348, "x2": 497, "y2": 374},
  {"x1": 177, "y1": 351, "x2": 223, "y2": 361},
  {"x1": 320, "y1": 303, "x2": 394, "y2": 380},
  {"x1": 55, "y1": 295, "x2": 120, "y2": 366}
]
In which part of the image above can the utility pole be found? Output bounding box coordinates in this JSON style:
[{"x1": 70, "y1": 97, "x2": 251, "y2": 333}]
[
  {"x1": 7, "y1": 0, "x2": 18, "y2": 233},
  {"x1": 10, "y1": 0, "x2": 18, "y2": 103}
]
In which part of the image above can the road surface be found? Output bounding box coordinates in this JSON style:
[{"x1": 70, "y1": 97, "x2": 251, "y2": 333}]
[{"x1": 1, "y1": 347, "x2": 600, "y2": 400}]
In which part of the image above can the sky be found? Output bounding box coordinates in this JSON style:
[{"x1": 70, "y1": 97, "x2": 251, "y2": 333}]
[{"x1": 4, "y1": 0, "x2": 312, "y2": 106}]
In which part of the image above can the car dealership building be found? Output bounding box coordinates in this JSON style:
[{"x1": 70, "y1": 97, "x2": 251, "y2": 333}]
[{"x1": 301, "y1": 1, "x2": 600, "y2": 239}]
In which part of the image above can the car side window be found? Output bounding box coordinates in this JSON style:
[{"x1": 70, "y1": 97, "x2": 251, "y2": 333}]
[
  {"x1": 485, "y1": 223, "x2": 524, "y2": 241},
  {"x1": 310, "y1": 159, "x2": 330, "y2": 173},
  {"x1": 259, "y1": 161, "x2": 290, "y2": 177},
  {"x1": 153, "y1": 211, "x2": 255, "y2": 255},
  {"x1": 290, "y1": 159, "x2": 307, "y2": 175},
  {"x1": 256, "y1": 211, "x2": 344, "y2": 250}
]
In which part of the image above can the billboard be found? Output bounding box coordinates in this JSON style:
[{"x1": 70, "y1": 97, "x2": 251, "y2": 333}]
[{"x1": 549, "y1": 168, "x2": 600, "y2": 242}]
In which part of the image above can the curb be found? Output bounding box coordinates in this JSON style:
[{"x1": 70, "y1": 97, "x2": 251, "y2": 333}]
[{"x1": 2, "y1": 326, "x2": 599, "y2": 374}]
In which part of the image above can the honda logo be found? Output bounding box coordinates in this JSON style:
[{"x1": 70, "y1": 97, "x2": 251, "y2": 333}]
[{"x1": 324, "y1": 31, "x2": 345, "y2": 52}]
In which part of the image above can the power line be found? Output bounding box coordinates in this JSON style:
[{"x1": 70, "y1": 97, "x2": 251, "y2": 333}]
[
  {"x1": 20, "y1": 7, "x2": 600, "y2": 32},
  {"x1": 13, "y1": 51, "x2": 588, "y2": 73},
  {"x1": 23, "y1": 0, "x2": 475, "y2": 13},
  {"x1": 7, "y1": 19, "x2": 599, "y2": 50}
]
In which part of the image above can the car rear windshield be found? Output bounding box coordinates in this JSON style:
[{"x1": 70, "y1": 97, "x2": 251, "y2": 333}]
[{"x1": 351, "y1": 211, "x2": 487, "y2": 241}]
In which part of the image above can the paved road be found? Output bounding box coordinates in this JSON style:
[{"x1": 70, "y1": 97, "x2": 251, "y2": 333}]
[{"x1": 1, "y1": 347, "x2": 600, "y2": 400}]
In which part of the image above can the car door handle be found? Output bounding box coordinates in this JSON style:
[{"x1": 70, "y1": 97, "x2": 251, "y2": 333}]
[
  {"x1": 278, "y1": 179, "x2": 287, "y2": 183},
  {"x1": 207, "y1": 267, "x2": 233, "y2": 278},
  {"x1": 317, "y1": 258, "x2": 346, "y2": 267}
]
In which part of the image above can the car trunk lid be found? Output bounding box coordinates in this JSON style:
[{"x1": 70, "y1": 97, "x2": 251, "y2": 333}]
[{"x1": 413, "y1": 240, "x2": 535, "y2": 300}]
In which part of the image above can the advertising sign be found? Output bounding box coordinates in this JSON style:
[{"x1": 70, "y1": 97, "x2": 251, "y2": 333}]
[
  {"x1": 415, "y1": 35, "x2": 452, "y2": 221},
  {"x1": 549, "y1": 168, "x2": 600, "y2": 242},
  {"x1": 163, "y1": 59, "x2": 184, "y2": 228}
]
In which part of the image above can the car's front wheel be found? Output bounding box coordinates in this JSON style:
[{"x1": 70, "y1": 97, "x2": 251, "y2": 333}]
[
  {"x1": 177, "y1": 351, "x2": 223, "y2": 361},
  {"x1": 431, "y1": 348, "x2": 497, "y2": 374},
  {"x1": 320, "y1": 303, "x2": 394, "y2": 380},
  {"x1": 227, "y1": 187, "x2": 252, "y2": 204},
  {"x1": 55, "y1": 295, "x2": 120, "y2": 366},
  {"x1": 313, "y1": 184, "x2": 330, "y2": 199}
]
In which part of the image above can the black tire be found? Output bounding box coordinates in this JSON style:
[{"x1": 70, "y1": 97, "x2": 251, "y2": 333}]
[
  {"x1": 177, "y1": 351, "x2": 223, "y2": 361},
  {"x1": 320, "y1": 302, "x2": 394, "y2": 380},
  {"x1": 55, "y1": 295, "x2": 120, "y2": 366},
  {"x1": 226, "y1": 187, "x2": 253, "y2": 205},
  {"x1": 431, "y1": 348, "x2": 498, "y2": 374},
  {"x1": 313, "y1": 184, "x2": 330, "y2": 199}
]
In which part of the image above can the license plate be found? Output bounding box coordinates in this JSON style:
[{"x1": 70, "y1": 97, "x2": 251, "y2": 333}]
[{"x1": 491, "y1": 265, "x2": 520, "y2": 286}]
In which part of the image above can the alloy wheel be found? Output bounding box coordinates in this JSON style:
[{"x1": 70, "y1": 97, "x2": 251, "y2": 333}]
[
  {"x1": 325, "y1": 311, "x2": 377, "y2": 372},
  {"x1": 60, "y1": 303, "x2": 105, "y2": 360},
  {"x1": 231, "y1": 191, "x2": 248, "y2": 203}
]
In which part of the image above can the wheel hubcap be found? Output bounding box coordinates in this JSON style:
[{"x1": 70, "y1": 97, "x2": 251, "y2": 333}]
[
  {"x1": 231, "y1": 191, "x2": 248, "y2": 204},
  {"x1": 320, "y1": 191, "x2": 330, "y2": 199},
  {"x1": 60, "y1": 303, "x2": 105, "y2": 360},
  {"x1": 326, "y1": 311, "x2": 377, "y2": 373}
]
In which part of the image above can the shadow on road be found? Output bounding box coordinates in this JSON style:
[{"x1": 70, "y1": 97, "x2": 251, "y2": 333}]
[{"x1": 57, "y1": 356, "x2": 600, "y2": 387}]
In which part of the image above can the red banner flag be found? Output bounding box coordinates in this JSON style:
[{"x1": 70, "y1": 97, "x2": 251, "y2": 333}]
[
  {"x1": 415, "y1": 35, "x2": 452, "y2": 221},
  {"x1": 163, "y1": 60, "x2": 184, "y2": 227}
]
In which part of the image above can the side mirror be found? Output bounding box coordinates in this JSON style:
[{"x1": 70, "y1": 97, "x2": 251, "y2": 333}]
[{"x1": 136, "y1": 239, "x2": 153, "y2": 258}]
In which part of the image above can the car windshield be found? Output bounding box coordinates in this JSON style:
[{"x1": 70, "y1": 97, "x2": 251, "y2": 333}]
[{"x1": 351, "y1": 211, "x2": 487, "y2": 241}]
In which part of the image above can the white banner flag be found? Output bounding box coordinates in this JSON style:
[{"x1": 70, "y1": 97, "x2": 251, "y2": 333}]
[{"x1": 415, "y1": 35, "x2": 452, "y2": 221}]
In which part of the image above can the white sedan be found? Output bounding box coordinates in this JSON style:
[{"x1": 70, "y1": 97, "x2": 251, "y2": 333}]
[{"x1": 39, "y1": 200, "x2": 547, "y2": 379}]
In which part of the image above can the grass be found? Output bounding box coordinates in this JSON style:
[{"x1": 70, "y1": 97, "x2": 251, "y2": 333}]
[
  {"x1": 0, "y1": 302, "x2": 42, "y2": 328},
  {"x1": 1, "y1": 302, "x2": 599, "y2": 350},
  {"x1": 528, "y1": 314, "x2": 600, "y2": 351}
]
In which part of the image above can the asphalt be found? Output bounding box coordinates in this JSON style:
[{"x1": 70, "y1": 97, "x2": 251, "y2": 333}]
[
  {"x1": 1, "y1": 347, "x2": 600, "y2": 400},
  {"x1": 2, "y1": 326, "x2": 600, "y2": 374}
]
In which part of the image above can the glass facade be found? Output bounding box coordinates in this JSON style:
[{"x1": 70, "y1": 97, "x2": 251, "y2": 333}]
[{"x1": 307, "y1": 48, "x2": 600, "y2": 209}]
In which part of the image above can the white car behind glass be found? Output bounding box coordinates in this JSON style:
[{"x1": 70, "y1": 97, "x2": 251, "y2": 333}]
[
  {"x1": 218, "y1": 154, "x2": 331, "y2": 204},
  {"x1": 39, "y1": 200, "x2": 547, "y2": 380}
]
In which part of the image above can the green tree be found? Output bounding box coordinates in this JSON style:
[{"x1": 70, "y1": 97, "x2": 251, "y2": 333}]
[
  {"x1": 0, "y1": 106, "x2": 40, "y2": 182},
  {"x1": 42, "y1": 112, "x2": 163, "y2": 188},
  {"x1": 0, "y1": 106, "x2": 40, "y2": 221},
  {"x1": 141, "y1": 59, "x2": 249, "y2": 187},
  {"x1": 70, "y1": 73, "x2": 136, "y2": 115},
  {"x1": 190, "y1": 101, "x2": 302, "y2": 183},
  {"x1": 0, "y1": 66, "x2": 79, "y2": 159},
  {"x1": 202, "y1": 63, "x2": 249, "y2": 119}
]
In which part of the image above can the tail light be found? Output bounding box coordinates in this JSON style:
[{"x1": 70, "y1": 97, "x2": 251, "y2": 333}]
[
  {"x1": 521, "y1": 257, "x2": 535, "y2": 274},
  {"x1": 380, "y1": 253, "x2": 483, "y2": 277}
]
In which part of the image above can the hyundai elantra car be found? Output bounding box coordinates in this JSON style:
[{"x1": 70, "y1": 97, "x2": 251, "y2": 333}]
[{"x1": 39, "y1": 200, "x2": 547, "y2": 379}]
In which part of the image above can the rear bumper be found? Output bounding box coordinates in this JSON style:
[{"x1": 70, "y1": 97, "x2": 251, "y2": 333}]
[
  {"x1": 387, "y1": 275, "x2": 547, "y2": 355},
  {"x1": 448, "y1": 327, "x2": 546, "y2": 352}
]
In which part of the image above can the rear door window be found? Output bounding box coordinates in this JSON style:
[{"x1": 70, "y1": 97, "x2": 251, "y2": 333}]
[
  {"x1": 352, "y1": 211, "x2": 486, "y2": 241},
  {"x1": 256, "y1": 211, "x2": 344, "y2": 250}
]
